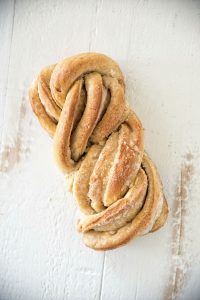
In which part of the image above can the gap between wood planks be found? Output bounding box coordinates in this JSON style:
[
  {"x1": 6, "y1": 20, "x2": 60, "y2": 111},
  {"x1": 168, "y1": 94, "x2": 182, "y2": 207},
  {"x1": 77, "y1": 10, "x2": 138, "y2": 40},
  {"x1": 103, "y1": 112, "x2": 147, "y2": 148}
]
[
  {"x1": 99, "y1": 252, "x2": 106, "y2": 300},
  {"x1": 0, "y1": 0, "x2": 16, "y2": 146},
  {"x1": 88, "y1": 0, "x2": 103, "y2": 52}
]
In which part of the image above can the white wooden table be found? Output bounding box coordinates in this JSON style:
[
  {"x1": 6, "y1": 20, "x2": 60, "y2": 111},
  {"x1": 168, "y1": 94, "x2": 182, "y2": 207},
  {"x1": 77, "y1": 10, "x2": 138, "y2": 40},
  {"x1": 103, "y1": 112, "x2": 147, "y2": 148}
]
[{"x1": 0, "y1": 1, "x2": 200, "y2": 299}]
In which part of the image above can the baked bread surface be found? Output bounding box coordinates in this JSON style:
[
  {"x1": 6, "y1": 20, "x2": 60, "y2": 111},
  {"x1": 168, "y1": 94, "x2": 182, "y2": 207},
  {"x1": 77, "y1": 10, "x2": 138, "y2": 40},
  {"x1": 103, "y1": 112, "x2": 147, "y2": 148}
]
[{"x1": 30, "y1": 53, "x2": 168, "y2": 250}]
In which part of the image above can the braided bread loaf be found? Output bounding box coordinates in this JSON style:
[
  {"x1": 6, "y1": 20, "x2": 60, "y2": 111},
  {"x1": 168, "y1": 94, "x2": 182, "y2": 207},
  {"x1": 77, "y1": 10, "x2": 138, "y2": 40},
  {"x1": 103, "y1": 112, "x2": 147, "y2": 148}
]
[{"x1": 29, "y1": 53, "x2": 168, "y2": 250}]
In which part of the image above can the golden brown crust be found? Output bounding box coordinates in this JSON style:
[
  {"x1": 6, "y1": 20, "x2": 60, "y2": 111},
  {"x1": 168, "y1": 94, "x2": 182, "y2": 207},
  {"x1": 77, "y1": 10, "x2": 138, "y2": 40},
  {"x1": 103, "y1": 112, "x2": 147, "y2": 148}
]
[
  {"x1": 79, "y1": 153, "x2": 166, "y2": 250},
  {"x1": 29, "y1": 52, "x2": 168, "y2": 250},
  {"x1": 50, "y1": 53, "x2": 125, "y2": 108},
  {"x1": 29, "y1": 78, "x2": 57, "y2": 137},
  {"x1": 150, "y1": 198, "x2": 169, "y2": 232}
]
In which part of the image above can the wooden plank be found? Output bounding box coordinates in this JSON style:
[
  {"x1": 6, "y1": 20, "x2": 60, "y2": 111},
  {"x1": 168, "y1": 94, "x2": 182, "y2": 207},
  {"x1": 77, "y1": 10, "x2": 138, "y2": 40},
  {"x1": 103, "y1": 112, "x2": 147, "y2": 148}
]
[
  {"x1": 0, "y1": 1, "x2": 104, "y2": 299},
  {"x1": 96, "y1": 1, "x2": 200, "y2": 300}
]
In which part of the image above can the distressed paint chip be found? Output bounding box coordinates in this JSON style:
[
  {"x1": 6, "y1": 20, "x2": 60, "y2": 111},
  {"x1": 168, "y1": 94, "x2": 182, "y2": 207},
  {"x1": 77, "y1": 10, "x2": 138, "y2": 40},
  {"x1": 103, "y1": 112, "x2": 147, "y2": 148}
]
[
  {"x1": 164, "y1": 153, "x2": 194, "y2": 300},
  {"x1": 0, "y1": 99, "x2": 30, "y2": 172}
]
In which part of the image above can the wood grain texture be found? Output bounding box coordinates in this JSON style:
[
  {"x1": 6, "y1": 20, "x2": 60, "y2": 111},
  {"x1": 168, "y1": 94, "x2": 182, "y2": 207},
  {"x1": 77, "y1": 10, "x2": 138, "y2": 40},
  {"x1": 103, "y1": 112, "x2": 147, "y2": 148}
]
[{"x1": 0, "y1": 0, "x2": 200, "y2": 299}]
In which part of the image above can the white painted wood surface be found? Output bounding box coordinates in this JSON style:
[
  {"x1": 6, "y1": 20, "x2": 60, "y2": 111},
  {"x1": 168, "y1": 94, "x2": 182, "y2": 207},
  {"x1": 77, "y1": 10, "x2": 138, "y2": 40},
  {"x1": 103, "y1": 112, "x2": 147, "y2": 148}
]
[{"x1": 0, "y1": 1, "x2": 200, "y2": 299}]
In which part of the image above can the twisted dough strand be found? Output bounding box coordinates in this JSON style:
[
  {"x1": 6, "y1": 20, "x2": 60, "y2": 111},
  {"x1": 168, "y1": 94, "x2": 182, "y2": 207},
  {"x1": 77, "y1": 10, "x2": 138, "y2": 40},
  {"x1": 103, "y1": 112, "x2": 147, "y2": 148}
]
[{"x1": 30, "y1": 53, "x2": 168, "y2": 250}]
